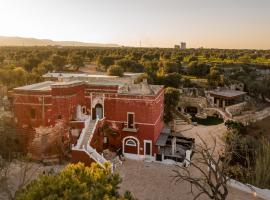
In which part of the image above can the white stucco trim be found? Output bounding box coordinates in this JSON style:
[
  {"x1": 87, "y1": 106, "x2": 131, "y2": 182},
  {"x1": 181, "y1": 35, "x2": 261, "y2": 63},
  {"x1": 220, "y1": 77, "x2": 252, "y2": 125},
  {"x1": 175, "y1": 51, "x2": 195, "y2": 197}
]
[
  {"x1": 125, "y1": 139, "x2": 137, "y2": 146},
  {"x1": 122, "y1": 136, "x2": 140, "y2": 155},
  {"x1": 123, "y1": 153, "x2": 144, "y2": 160},
  {"x1": 106, "y1": 112, "x2": 162, "y2": 126},
  {"x1": 144, "y1": 140, "x2": 152, "y2": 156},
  {"x1": 127, "y1": 112, "x2": 135, "y2": 128}
]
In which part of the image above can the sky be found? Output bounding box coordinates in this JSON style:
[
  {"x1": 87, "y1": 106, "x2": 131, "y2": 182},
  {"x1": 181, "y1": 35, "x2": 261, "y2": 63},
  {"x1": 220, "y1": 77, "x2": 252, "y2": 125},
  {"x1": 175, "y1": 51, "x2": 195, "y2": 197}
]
[{"x1": 0, "y1": 0, "x2": 269, "y2": 49}]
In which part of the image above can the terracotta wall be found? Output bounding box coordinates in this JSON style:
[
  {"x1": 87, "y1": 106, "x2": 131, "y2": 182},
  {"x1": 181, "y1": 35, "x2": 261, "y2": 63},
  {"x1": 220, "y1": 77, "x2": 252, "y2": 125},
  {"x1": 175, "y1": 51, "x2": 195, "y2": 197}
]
[{"x1": 71, "y1": 150, "x2": 95, "y2": 167}]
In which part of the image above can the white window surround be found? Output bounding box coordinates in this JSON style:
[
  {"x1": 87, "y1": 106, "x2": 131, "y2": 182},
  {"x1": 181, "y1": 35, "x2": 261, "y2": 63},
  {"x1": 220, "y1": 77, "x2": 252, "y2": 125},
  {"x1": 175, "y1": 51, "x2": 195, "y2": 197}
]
[
  {"x1": 125, "y1": 139, "x2": 137, "y2": 146},
  {"x1": 122, "y1": 136, "x2": 140, "y2": 155},
  {"x1": 144, "y1": 140, "x2": 152, "y2": 156},
  {"x1": 127, "y1": 112, "x2": 135, "y2": 128}
]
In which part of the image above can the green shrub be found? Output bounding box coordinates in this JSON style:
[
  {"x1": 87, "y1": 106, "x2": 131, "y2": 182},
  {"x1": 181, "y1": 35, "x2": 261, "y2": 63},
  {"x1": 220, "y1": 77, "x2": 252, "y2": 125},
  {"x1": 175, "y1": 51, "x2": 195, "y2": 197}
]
[
  {"x1": 251, "y1": 138, "x2": 270, "y2": 189},
  {"x1": 107, "y1": 65, "x2": 124, "y2": 77}
]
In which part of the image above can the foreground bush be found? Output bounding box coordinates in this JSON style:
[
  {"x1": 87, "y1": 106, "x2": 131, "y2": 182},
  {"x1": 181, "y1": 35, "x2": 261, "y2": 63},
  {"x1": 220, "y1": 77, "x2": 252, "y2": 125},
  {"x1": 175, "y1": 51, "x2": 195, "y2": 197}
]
[
  {"x1": 15, "y1": 162, "x2": 135, "y2": 200},
  {"x1": 251, "y1": 138, "x2": 270, "y2": 189}
]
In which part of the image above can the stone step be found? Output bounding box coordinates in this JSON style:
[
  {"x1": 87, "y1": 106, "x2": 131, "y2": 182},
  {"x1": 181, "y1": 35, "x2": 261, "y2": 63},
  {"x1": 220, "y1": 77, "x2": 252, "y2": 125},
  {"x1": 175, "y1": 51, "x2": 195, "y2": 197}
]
[{"x1": 175, "y1": 122, "x2": 188, "y2": 125}]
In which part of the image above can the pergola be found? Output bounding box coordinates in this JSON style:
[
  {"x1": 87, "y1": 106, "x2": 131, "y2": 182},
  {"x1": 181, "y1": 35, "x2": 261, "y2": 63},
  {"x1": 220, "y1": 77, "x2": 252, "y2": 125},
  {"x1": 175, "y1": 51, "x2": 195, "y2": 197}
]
[{"x1": 209, "y1": 89, "x2": 246, "y2": 108}]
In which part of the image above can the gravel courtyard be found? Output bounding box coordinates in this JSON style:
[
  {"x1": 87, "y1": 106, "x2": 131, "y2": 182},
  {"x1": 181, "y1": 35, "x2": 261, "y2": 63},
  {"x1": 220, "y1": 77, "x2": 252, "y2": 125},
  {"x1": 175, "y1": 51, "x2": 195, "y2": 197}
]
[
  {"x1": 117, "y1": 159, "x2": 263, "y2": 200},
  {"x1": 117, "y1": 123, "x2": 265, "y2": 200}
]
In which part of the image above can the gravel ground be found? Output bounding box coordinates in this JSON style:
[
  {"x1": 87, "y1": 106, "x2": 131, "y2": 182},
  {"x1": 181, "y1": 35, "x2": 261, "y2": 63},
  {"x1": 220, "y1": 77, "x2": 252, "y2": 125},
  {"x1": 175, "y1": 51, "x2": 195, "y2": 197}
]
[
  {"x1": 117, "y1": 159, "x2": 264, "y2": 200},
  {"x1": 117, "y1": 123, "x2": 265, "y2": 200}
]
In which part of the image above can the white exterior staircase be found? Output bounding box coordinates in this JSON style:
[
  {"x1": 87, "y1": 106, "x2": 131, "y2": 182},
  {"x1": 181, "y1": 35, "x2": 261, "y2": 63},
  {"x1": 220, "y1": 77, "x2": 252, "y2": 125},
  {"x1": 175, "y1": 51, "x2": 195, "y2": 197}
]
[{"x1": 72, "y1": 116, "x2": 112, "y2": 171}]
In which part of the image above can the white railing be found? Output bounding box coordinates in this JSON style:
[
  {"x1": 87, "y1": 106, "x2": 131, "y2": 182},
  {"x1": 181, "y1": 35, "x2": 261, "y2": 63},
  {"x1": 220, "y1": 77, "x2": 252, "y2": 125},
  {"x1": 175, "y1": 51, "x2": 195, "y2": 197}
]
[
  {"x1": 86, "y1": 117, "x2": 113, "y2": 171},
  {"x1": 88, "y1": 118, "x2": 99, "y2": 144},
  {"x1": 72, "y1": 117, "x2": 113, "y2": 171},
  {"x1": 85, "y1": 144, "x2": 107, "y2": 165},
  {"x1": 73, "y1": 116, "x2": 91, "y2": 149}
]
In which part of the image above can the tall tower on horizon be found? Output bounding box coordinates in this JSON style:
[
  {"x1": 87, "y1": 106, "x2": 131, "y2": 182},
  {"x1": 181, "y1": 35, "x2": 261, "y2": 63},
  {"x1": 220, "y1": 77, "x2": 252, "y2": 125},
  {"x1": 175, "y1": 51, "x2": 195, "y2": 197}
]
[{"x1": 180, "y1": 42, "x2": 186, "y2": 50}]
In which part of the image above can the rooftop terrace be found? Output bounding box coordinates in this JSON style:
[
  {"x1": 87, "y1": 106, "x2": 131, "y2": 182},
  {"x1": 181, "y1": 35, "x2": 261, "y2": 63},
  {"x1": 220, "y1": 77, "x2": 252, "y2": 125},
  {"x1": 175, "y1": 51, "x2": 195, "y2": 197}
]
[
  {"x1": 13, "y1": 80, "x2": 163, "y2": 96},
  {"x1": 14, "y1": 81, "x2": 55, "y2": 91}
]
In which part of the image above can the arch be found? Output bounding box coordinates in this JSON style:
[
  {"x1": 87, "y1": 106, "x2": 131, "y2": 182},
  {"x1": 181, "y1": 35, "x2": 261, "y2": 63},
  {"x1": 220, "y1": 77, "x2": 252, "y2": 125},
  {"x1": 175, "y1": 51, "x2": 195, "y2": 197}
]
[
  {"x1": 122, "y1": 136, "x2": 140, "y2": 155},
  {"x1": 93, "y1": 103, "x2": 103, "y2": 120},
  {"x1": 125, "y1": 139, "x2": 137, "y2": 146},
  {"x1": 184, "y1": 106, "x2": 198, "y2": 115}
]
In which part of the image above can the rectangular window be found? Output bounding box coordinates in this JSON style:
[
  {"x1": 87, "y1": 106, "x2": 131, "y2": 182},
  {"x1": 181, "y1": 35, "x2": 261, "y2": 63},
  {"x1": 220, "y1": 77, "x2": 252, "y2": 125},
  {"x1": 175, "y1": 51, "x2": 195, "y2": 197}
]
[
  {"x1": 30, "y1": 108, "x2": 36, "y2": 119},
  {"x1": 127, "y1": 113, "x2": 134, "y2": 129}
]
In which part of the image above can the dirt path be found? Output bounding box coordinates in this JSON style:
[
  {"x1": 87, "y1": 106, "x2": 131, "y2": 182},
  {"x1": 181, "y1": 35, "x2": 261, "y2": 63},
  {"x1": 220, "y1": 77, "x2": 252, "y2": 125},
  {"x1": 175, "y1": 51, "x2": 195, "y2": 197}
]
[{"x1": 178, "y1": 123, "x2": 227, "y2": 152}]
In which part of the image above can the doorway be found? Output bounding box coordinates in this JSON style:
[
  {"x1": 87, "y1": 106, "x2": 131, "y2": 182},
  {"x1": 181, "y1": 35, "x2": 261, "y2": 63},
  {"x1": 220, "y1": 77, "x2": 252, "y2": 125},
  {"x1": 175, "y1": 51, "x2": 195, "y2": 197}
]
[
  {"x1": 92, "y1": 104, "x2": 103, "y2": 120},
  {"x1": 144, "y1": 140, "x2": 152, "y2": 156}
]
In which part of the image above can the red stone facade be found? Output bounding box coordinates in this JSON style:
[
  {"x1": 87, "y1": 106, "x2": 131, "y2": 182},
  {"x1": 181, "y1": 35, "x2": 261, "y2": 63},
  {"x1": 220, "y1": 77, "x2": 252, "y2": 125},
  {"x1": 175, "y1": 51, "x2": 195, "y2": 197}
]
[{"x1": 13, "y1": 81, "x2": 164, "y2": 158}]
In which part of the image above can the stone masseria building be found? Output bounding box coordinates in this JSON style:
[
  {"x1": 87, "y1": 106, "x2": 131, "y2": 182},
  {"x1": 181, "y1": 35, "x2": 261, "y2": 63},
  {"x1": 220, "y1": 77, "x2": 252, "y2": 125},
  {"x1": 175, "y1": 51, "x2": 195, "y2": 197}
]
[{"x1": 13, "y1": 79, "x2": 164, "y2": 164}]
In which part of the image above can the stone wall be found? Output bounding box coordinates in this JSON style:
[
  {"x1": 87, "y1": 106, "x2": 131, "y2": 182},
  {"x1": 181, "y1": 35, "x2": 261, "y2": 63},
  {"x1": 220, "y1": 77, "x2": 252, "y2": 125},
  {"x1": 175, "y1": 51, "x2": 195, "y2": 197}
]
[
  {"x1": 178, "y1": 96, "x2": 208, "y2": 112},
  {"x1": 225, "y1": 102, "x2": 248, "y2": 118},
  {"x1": 235, "y1": 106, "x2": 270, "y2": 125}
]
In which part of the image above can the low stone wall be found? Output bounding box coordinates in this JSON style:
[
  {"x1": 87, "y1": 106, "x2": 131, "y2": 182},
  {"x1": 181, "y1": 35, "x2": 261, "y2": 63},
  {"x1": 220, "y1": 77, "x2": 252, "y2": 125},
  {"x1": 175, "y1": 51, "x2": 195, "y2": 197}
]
[
  {"x1": 225, "y1": 102, "x2": 248, "y2": 118},
  {"x1": 235, "y1": 106, "x2": 270, "y2": 125},
  {"x1": 228, "y1": 178, "x2": 270, "y2": 200}
]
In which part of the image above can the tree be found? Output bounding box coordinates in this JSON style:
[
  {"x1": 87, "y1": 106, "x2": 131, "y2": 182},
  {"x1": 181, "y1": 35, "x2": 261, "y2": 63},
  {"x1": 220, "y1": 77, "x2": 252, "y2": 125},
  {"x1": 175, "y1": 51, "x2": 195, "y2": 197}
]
[
  {"x1": 97, "y1": 56, "x2": 114, "y2": 71},
  {"x1": 23, "y1": 56, "x2": 41, "y2": 72},
  {"x1": 107, "y1": 65, "x2": 124, "y2": 77},
  {"x1": 0, "y1": 56, "x2": 5, "y2": 64},
  {"x1": 15, "y1": 162, "x2": 136, "y2": 200},
  {"x1": 162, "y1": 61, "x2": 181, "y2": 74},
  {"x1": 173, "y1": 136, "x2": 230, "y2": 200},
  {"x1": 0, "y1": 157, "x2": 40, "y2": 200},
  {"x1": 164, "y1": 87, "x2": 180, "y2": 123},
  {"x1": 69, "y1": 54, "x2": 85, "y2": 71},
  {"x1": 0, "y1": 116, "x2": 22, "y2": 159},
  {"x1": 160, "y1": 73, "x2": 182, "y2": 88},
  {"x1": 28, "y1": 120, "x2": 70, "y2": 161},
  {"x1": 207, "y1": 66, "x2": 221, "y2": 87},
  {"x1": 188, "y1": 62, "x2": 210, "y2": 77},
  {"x1": 224, "y1": 120, "x2": 246, "y2": 135},
  {"x1": 252, "y1": 138, "x2": 270, "y2": 189},
  {"x1": 115, "y1": 59, "x2": 144, "y2": 73},
  {"x1": 51, "y1": 55, "x2": 66, "y2": 71}
]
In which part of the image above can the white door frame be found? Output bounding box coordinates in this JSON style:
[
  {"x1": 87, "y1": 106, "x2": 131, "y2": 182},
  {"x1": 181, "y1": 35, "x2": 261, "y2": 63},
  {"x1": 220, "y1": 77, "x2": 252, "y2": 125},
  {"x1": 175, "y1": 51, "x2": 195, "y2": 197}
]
[{"x1": 144, "y1": 140, "x2": 152, "y2": 156}]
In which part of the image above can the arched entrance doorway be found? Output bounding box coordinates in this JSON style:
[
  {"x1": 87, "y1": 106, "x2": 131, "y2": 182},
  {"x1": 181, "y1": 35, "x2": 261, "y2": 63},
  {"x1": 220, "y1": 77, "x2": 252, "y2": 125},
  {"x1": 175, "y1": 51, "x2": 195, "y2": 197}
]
[
  {"x1": 122, "y1": 136, "x2": 140, "y2": 155},
  {"x1": 92, "y1": 103, "x2": 103, "y2": 120},
  {"x1": 184, "y1": 106, "x2": 198, "y2": 115}
]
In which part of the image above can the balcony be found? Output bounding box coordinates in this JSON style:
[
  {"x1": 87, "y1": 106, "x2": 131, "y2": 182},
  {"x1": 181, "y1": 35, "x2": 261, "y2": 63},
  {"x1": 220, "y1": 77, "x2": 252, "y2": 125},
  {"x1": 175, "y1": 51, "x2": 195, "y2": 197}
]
[{"x1": 122, "y1": 122, "x2": 138, "y2": 133}]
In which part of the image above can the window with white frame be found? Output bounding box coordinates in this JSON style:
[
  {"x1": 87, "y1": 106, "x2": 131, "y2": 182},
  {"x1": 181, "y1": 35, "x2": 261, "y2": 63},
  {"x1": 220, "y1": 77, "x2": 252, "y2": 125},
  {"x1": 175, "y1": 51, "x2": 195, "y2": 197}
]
[
  {"x1": 125, "y1": 139, "x2": 137, "y2": 146},
  {"x1": 127, "y1": 112, "x2": 134, "y2": 128}
]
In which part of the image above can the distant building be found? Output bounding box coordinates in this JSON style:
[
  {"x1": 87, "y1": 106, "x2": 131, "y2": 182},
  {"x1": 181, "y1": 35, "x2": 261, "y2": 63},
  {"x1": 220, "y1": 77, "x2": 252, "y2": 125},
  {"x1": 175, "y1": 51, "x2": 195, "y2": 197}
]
[
  {"x1": 180, "y1": 42, "x2": 186, "y2": 50},
  {"x1": 174, "y1": 45, "x2": 180, "y2": 49}
]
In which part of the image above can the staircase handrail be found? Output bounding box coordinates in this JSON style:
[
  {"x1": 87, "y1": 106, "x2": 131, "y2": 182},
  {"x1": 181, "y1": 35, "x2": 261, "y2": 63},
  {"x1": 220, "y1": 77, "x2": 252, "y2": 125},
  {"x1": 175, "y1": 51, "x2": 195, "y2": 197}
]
[{"x1": 73, "y1": 116, "x2": 91, "y2": 149}]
